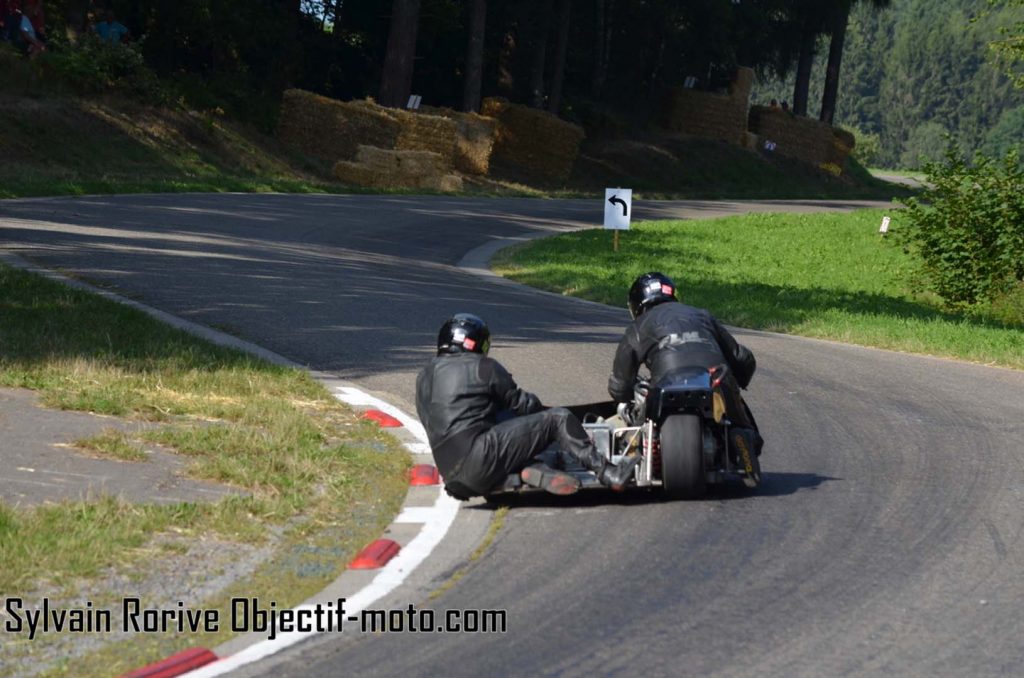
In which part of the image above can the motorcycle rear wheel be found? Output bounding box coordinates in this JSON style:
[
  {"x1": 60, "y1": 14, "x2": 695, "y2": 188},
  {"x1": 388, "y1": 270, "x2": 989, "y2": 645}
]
[{"x1": 661, "y1": 414, "x2": 706, "y2": 499}]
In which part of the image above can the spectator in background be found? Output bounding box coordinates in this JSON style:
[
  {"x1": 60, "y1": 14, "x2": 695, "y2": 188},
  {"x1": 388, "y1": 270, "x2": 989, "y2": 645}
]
[
  {"x1": 781, "y1": 100, "x2": 791, "y2": 113},
  {"x1": 19, "y1": 0, "x2": 44, "y2": 57},
  {"x1": 770, "y1": 98, "x2": 780, "y2": 110},
  {"x1": 95, "y1": 8, "x2": 129, "y2": 44}
]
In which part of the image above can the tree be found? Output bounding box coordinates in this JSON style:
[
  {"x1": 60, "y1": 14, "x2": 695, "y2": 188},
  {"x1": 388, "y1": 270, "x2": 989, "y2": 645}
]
[
  {"x1": 547, "y1": 0, "x2": 571, "y2": 114},
  {"x1": 463, "y1": 0, "x2": 487, "y2": 112},
  {"x1": 820, "y1": 0, "x2": 890, "y2": 125},
  {"x1": 592, "y1": 0, "x2": 616, "y2": 98},
  {"x1": 787, "y1": 0, "x2": 831, "y2": 116},
  {"x1": 529, "y1": 0, "x2": 556, "y2": 108},
  {"x1": 989, "y1": 0, "x2": 1024, "y2": 88},
  {"x1": 379, "y1": 0, "x2": 421, "y2": 108}
]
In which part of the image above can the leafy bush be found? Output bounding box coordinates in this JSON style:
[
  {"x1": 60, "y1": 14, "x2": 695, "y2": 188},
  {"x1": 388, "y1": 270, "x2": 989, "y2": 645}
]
[
  {"x1": 38, "y1": 35, "x2": 164, "y2": 100},
  {"x1": 847, "y1": 127, "x2": 882, "y2": 167},
  {"x1": 899, "y1": 147, "x2": 1024, "y2": 310}
]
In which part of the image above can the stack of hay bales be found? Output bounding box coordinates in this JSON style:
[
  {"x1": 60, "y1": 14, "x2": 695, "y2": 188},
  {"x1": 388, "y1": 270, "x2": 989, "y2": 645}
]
[
  {"x1": 482, "y1": 97, "x2": 585, "y2": 183},
  {"x1": 748, "y1": 106, "x2": 855, "y2": 172},
  {"x1": 277, "y1": 90, "x2": 402, "y2": 163},
  {"x1": 420, "y1": 105, "x2": 498, "y2": 175},
  {"x1": 661, "y1": 67, "x2": 754, "y2": 145},
  {"x1": 391, "y1": 107, "x2": 458, "y2": 168},
  {"x1": 334, "y1": 145, "x2": 463, "y2": 192},
  {"x1": 278, "y1": 89, "x2": 463, "y2": 190}
]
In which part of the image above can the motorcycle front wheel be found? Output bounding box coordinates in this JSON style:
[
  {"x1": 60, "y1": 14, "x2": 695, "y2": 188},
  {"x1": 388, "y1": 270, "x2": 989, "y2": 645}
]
[{"x1": 660, "y1": 414, "x2": 706, "y2": 499}]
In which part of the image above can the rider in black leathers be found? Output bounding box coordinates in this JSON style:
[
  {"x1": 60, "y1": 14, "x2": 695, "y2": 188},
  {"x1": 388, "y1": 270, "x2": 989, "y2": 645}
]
[
  {"x1": 608, "y1": 273, "x2": 763, "y2": 474},
  {"x1": 416, "y1": 313, "x2": 640, "y2": 498}
]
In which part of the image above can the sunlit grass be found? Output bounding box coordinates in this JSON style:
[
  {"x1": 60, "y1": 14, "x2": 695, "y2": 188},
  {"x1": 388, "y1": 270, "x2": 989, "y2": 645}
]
[
  {"x1": 493, "y1": 209, "x2": 1023, "y2": 368},
  {"x1": 0, "y1": 262, "x2": 410, "y2": 595}
]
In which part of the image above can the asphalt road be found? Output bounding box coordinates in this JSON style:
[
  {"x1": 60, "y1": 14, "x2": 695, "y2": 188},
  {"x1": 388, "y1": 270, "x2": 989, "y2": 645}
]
[{"x1": 2, "y1": 194, "x2": 1022, "y2": 677}]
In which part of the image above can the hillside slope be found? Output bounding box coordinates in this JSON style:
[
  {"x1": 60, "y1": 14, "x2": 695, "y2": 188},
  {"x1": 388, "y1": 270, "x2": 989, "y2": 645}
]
[{"x1": 0, "y1": 96, "x2": 904, "y2": 200}]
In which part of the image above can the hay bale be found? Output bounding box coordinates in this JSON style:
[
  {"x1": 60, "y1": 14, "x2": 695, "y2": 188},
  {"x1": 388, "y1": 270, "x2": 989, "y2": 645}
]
[
  {"x1": 658, "y1": 68, "x2": 753, "y2": 145},
  {"x1": 748, "y1": 105, "x2": 853, "y2": 171},
  {"x1": 277, "y1": 89, "x2": 401, "y2": 162},
  {"x1": 481, "y1": 97, "x2": 584, "y2": 183},
  {"x1": 277, "y1": 90, "x2": 459, "y2": 171},
  {"x1": 393, "y1": 111, "x2": 458, "y2": 168},
  {"x1": 425, "y1": 174, "x2": 464, "y2": 192},
  {"x1": 660, "y1": 88, "x2": 747, "y2": 143},
  {"x1": 729, "y1": 67, "x2": 754, "y2": 102},
  {"x1": 740, "y1": 131, "x2": 761, "y2": 151},
  {"x1": 333, "y1": 160, "x2": 383, "y2": 188},
  {"x1": 333, "y1": 145, "x2": 461, "y2": 192},
  {"x1": 420, "y1": 106, "x2": 498, "y2": 175},
  {"x1": 355, "y1": 145, "x2": 446, "y2": 176}
]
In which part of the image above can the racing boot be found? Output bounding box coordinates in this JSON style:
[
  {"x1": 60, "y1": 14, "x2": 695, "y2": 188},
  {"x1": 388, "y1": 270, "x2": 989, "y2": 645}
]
[
  {"x1": 731, "y1": 427, "x2": 762, "y2": 488},
  {"x1": 598, "y1": 454, "x2": 641, "y2": 492},
  {"x1": 576, "y1": 443, "x2": 640, "y2": 492},
  {"x1": 520, "y1": 462, "x2": 581, "y2": 496}
]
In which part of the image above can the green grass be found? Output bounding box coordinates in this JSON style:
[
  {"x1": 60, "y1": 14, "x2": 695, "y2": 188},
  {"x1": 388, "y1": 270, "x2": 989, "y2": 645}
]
[
  {"x1": 73, "y1": 428, "x2": 148, "y2": 461},
  {"x1": 493, "y1": 209, "x2": 1023, "y2": 369},
  {"x1": 0, "y1": 260, "x2": 410, "y2": 672}
]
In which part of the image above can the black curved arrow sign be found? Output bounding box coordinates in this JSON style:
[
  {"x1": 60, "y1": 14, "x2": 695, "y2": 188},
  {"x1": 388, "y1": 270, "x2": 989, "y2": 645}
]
[{"x1": 608, "y1": 195, "x2": 628, "y2": 217}]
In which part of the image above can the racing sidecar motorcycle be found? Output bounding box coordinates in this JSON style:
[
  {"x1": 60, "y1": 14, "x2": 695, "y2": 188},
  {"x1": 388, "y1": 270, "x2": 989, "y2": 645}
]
[{"x1": 487, "y1": 365, "x2": 762, "y2": 500}]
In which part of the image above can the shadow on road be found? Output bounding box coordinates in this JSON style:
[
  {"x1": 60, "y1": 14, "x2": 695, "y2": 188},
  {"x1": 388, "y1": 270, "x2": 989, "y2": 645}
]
[{"x1": 466, "y1": 471, "x2": 838, "y2": 511}]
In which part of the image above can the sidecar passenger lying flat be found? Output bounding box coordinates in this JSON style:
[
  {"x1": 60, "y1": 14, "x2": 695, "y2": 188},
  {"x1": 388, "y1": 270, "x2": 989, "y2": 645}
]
[{"x1": 485, "y1": 370, "x2": 762, "y2": 501}]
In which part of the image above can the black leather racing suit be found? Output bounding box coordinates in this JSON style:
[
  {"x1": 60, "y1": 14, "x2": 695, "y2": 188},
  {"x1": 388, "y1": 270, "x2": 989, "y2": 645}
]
[
  {"x1": 415, "y1": 352, "x2": 597, "y2": 499},
  {"x1": 608, "y1": 302, "x2": 757, "y2": 429}
]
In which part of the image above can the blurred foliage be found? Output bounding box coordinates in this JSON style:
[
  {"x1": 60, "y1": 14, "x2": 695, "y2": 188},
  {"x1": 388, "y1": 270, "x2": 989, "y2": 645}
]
[
  {"x1": 846, "y1": 126, "x2": 881, "y2": 166},
  {"x1": 899, "y1": 146, "x2": 1024, "y2": 310},
  {"x1": 754, "y1": 0, "x2": 1024, "y2": 169}
]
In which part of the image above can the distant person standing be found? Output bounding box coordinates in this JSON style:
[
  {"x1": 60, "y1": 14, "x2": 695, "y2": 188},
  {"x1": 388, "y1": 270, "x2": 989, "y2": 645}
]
[
  {"x1": 95, "y1": 8, "x2": 129, "y2": 44},
  {"x1": 19, "y1": 0, "x2": 45, "y2": 57},
  {"x1": 781, "y1": 100, "x2": 791, "y2": 113}
]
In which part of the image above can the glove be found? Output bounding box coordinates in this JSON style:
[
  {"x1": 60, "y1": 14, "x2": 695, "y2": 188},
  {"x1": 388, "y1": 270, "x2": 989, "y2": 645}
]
[{"x1": 617, "y1": 401, "x2": 639, "y2": 425}]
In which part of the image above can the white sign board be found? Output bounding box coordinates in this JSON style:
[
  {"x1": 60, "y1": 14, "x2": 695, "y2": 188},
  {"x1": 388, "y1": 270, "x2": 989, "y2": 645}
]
[
  {"x1": 604, "y1": 188, "x2": 632, "y2": 230},
  {"x1": 879, "y1": 215, "x2": 891, "y2": 234}
]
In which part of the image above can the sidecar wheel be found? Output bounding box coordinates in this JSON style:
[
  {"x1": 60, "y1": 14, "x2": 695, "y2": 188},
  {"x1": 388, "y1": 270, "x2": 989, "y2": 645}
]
[{"x1": 661, "y1": 414, "x2": 705, "y2": 499}]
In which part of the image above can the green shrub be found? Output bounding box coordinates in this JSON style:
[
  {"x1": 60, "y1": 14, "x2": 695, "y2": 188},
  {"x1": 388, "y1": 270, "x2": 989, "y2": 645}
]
[
  {"x1": 989, "y1": 282, "x2": 1024, "y2": 325},
  {"x1": 38, "y1": 35, "x2": 164, "y2": 100},
  {"x1": 847, "y1": 127, "x2": 882, "y2": 167},
  {"x1": 899, "y1": 147, "x2": 1024, "y2": 310}
]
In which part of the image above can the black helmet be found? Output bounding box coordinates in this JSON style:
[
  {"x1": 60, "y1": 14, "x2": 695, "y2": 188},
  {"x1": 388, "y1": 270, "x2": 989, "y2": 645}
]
[
  {"x1": 627, "y1": 272, "x2": 678, "y2": 319},
  {"x1": 437, "y1": 313, "x2": 491, "y2": 355}
]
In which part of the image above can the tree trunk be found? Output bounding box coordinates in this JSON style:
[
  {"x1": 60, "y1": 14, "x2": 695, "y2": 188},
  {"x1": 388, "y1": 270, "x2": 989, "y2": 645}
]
[
  {"x1": 819, "y1": 0, "x2": 851, "y2": 125},
  {"x1": 547, "y1": 0, "x2": 571, "y2": 114},
  {"x1": 792, "y1": 24, "x2": 815, "y2": 116},
  {"x1": 529, "y1": 0, "x2": 555, "y2": 108},
  {"x1": 332, "y1": 0, "x2": 344, "y2": 38},
  {"x1": 379, "y1": 0, "x2": 422, "y2": 108},
  {"x1": 463, "y1": 0, "x2": 487, "y2": 112},
  {"x1": 592, "y1": 0, "x2": 615, "y2": 98}
]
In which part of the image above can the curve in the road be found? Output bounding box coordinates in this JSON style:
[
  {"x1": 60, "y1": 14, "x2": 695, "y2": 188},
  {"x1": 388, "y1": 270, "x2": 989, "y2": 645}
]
[{"x1": 2, "y1": 194, "x2": 1022, "y2": 677}]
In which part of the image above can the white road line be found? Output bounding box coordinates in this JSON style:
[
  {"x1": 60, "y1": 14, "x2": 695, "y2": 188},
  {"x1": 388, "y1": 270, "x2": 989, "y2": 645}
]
[
  {"x1": 404, "y1": 442, "x2": 432, "y2": 455},
  {"x1": 186, "y1": 386, "x2": 455, "y2": 677},
  {"x1": 334, "y1": 386, "x2": 427, "y2": 441},
  {"x1": 393, "y1": 506, "x2": 438, "y2": 524}
]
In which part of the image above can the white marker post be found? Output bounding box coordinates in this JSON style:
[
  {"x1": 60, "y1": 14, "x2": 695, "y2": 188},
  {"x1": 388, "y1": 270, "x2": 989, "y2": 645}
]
[
  {"x1": 880, "y1": 215, "x2": 891, "y2": 236},
  {"x1": 604, "y1": 188, "x2": 632, "y2": 252}
]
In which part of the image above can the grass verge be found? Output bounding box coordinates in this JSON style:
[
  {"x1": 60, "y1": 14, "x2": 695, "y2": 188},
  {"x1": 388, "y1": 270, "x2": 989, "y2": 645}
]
[
  {"x1": 0, "y1": 260, "x2": 410, "y2": 673},
  {"x1": 492, "y1": 209, "x2": 1023, "y2": 369}
]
